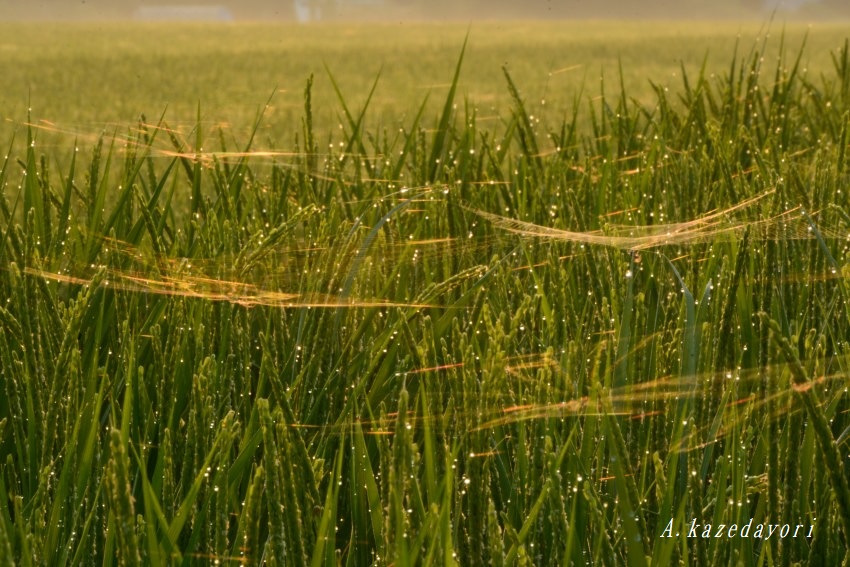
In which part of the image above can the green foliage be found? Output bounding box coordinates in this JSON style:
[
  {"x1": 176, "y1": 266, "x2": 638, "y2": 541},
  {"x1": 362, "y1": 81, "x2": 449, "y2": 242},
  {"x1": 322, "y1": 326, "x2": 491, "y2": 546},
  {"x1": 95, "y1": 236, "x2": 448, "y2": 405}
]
[{"x1": 3, "y1": 23, "x2": 850, "y2": 566}]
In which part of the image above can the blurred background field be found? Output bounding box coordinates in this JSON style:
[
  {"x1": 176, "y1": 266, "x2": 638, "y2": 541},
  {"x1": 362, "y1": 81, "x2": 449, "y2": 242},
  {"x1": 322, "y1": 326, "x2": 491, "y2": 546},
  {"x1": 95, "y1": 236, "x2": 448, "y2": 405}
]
[{"x1": 1, "y1": 21, "x2": 849, "y2": 158}]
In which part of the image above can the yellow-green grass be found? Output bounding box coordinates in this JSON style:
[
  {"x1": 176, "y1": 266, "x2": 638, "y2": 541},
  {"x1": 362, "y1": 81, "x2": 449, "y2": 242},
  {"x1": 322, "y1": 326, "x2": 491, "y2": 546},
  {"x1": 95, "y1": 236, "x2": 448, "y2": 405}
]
[
  {"x1": 1, "y1": 21, "x2": 848, "y2": 150},
  {"x1": 3, "y1": 20, "x2": 850, "y2": 566}
]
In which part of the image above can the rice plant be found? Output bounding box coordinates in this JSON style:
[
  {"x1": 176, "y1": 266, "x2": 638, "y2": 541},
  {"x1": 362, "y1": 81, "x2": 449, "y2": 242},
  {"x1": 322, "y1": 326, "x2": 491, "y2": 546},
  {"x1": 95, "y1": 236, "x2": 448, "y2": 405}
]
[{"x1": 2, "y1": 26, "x2": 850, "y2": 566}]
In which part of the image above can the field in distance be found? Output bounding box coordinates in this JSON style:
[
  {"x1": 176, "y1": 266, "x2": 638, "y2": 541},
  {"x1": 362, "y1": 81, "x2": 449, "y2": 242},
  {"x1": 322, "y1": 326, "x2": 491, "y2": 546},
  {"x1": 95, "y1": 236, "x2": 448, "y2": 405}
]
[{"x1": 1, "y1": 21, "x2": 848, "y2": 150}]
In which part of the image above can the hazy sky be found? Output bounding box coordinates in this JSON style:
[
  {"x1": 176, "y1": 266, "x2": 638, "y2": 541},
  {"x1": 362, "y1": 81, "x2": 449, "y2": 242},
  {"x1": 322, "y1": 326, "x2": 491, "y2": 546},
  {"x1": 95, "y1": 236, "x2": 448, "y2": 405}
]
[{"x1": 1, "y1": 0, "x2": 848, "y2": 22}]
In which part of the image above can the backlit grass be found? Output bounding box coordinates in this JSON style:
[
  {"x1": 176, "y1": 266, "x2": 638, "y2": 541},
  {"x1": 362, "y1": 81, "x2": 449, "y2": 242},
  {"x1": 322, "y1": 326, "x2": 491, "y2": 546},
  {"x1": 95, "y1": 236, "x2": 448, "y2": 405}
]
[{"x1": 2, "y1": 22, "x2": 850, "y2": 566}]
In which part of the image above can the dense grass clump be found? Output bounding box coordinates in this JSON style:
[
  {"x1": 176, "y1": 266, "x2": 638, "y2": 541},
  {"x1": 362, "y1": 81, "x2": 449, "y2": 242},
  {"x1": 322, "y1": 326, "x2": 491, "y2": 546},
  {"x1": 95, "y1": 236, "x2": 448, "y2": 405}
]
[{"x1": 3, "y1": 31, "x2": 850, "y2": 566}]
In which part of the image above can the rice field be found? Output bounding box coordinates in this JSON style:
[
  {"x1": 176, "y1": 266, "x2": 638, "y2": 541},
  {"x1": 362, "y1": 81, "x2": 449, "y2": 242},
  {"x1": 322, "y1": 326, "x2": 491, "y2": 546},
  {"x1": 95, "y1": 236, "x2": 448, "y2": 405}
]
[{"x1": 2, "y1": 20, "x2": 850, "y2": 565}]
